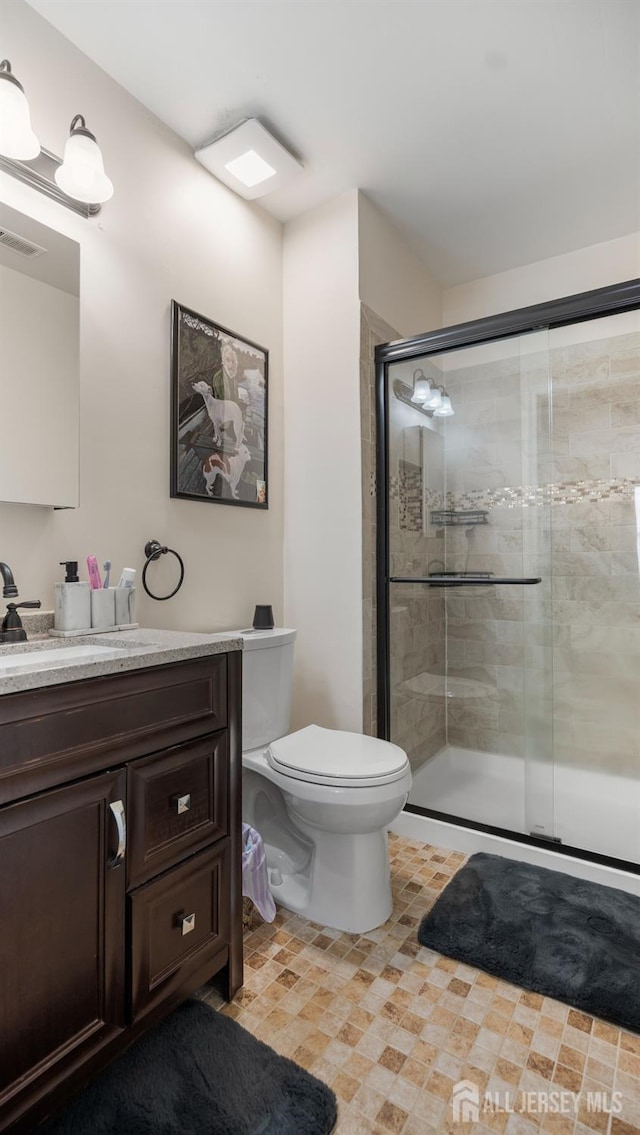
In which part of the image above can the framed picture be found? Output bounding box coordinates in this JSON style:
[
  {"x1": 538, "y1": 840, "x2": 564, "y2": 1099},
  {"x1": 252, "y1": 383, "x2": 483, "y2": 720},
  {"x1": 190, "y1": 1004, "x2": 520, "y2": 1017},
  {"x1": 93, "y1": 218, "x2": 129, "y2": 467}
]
[{"x1": 170, "y1": 301, "x2": 268, "y2": 508}]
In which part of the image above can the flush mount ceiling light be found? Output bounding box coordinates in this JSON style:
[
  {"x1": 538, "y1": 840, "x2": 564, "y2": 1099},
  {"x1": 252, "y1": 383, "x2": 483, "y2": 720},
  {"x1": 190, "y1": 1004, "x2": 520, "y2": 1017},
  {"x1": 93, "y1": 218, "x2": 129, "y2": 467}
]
[
  {"x1": 0, "y1": 59, "x2": 40, "y2": 160},
  {"x1": 0, "y1": 62, "x2": 112, "y2": 217},
  {"x1": 195, "y1": 118, "x2": 303, "y2": 200},
  {"x1": 54, "y1": 115, "x2": 113, "y2": 204}
]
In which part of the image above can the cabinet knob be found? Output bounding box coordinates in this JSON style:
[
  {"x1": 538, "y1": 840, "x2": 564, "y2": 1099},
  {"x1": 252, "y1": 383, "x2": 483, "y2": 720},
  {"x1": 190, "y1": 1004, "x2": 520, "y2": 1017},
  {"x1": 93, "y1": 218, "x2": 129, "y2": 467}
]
[
  {"x1": 173, "y1": 793, "x2": 191, "y2": 815},
  {"x1": 178, "y1": 912, "x2": 196, "y2": 936}
]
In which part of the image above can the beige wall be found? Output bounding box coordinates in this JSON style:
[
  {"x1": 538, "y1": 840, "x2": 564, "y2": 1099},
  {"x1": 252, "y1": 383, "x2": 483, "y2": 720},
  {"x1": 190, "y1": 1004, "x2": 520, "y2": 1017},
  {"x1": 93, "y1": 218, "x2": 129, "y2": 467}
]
[
  {"x1": 444, "y1": 231, "x2": 640, "y2": 325},
  {"x1": 283, "y1": 192, "x2": 362, "y2": 732},
  {"x1": 358, "y1": 198, "x2": 442, "y2": 739},
  {"x1": 358, "y1": 194, "x2": 442, "y2": 338},
  {"x1": 0, "y1": 0, "x2": 283, "y2": 631}
]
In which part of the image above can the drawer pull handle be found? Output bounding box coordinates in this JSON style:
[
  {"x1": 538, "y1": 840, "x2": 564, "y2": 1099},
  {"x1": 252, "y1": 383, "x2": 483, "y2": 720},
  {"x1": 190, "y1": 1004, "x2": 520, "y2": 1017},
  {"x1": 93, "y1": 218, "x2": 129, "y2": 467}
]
[
  {"x1": 173, "y1": 793, "x2": 191, "y2": 815},
  {"x1": 178, "y1": 912, "x2": 196, "y2": 936},
  {"x1": 109, "y1": 800, "x2": 126, "y2": 867}
]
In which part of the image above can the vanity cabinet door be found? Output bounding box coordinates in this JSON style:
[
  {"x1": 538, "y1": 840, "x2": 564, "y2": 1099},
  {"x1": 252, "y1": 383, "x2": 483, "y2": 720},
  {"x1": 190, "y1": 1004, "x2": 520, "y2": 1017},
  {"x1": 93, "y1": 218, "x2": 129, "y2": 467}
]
[{"x1": 0, "y1": 769, "x2": 126, "y2": 1131}]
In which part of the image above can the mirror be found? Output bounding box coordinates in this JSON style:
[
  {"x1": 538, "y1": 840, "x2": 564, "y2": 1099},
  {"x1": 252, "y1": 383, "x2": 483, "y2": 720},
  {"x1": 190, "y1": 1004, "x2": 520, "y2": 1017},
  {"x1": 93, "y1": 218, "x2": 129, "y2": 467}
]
[{"x1": 0, "y1": 204, "x2": 79, "y2": 507}]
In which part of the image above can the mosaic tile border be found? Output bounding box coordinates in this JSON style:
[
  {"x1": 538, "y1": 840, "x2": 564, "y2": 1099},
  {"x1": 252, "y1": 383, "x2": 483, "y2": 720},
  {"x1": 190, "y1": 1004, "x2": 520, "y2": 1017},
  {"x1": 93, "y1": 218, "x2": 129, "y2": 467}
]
[
  {"x1": 448, "y1": 476, "x2": 640, "y2": 511},
  {"x1": 388, "y1": 475, "x2": 639, "y2": 512}
]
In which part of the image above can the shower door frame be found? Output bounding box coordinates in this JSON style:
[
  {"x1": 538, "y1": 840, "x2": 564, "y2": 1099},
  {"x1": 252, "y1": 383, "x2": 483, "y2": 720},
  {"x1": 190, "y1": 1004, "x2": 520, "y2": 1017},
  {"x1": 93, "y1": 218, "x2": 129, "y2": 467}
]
[{"x1": 375, "y1": 277, "x2": 640, "y2": 872}]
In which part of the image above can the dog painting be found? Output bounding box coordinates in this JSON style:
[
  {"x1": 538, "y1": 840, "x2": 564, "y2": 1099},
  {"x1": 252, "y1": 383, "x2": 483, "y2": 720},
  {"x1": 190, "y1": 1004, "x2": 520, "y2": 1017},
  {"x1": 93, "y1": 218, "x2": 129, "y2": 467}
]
[
  {"x1": 171, "y1": 302, "x2": 268, "y2": 508},
  {"x1": 202, "y1": 444, "x2": 252, "y2": 499}
]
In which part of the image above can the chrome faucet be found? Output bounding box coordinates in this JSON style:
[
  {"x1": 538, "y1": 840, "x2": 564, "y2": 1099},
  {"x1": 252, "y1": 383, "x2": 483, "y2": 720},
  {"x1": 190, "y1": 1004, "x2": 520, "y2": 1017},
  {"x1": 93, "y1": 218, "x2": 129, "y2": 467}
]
[{"x1": 0, "y1": 563, "x2": 18, "y2": 598}]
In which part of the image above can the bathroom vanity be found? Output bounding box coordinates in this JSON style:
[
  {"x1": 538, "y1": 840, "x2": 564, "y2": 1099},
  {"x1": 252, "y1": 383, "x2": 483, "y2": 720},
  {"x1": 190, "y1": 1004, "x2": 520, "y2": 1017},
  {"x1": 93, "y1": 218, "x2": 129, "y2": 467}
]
[{"x1": 0, "y1": 629, "x2": 243, "y2": 1133}]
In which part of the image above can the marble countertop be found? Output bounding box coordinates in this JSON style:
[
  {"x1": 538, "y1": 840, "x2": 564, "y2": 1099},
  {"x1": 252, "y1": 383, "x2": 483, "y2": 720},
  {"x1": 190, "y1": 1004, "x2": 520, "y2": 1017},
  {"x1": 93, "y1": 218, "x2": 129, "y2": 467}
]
[{"x1": 0, "y1": 627, "x2": 243, "y2": 696}]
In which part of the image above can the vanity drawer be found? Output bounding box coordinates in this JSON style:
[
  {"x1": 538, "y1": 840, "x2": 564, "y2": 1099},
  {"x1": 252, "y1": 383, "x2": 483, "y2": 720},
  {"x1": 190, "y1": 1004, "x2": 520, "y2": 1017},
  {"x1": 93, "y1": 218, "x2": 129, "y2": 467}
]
[
  {"x1": 129, "y1": 841, "x2": 230, "y2": 1020},
  {"x1": 127, "y1": 733, "x2": 228, "y2": 887},
  {"x1": 0, "y1": 654, "x2": 228, "y2": 806}
]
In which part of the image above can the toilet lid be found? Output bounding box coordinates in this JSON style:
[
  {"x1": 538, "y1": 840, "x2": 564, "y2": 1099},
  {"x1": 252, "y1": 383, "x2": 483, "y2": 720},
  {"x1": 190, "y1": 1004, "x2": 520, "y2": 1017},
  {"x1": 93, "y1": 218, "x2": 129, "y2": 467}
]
[{"x1": 268, "y1": 724, "x2": 409, "y2": 785}]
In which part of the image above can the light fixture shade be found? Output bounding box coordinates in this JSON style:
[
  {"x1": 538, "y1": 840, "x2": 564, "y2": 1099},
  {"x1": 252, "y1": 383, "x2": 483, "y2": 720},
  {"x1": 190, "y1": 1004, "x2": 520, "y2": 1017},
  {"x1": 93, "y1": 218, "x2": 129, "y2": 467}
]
[
  {"x1": 195, "y1": 118, "x2": 302, "y2": 200},
  {"x1": 411, "y1": 375, "x2": 431, "y2": 403},
  {"x1": 434, "y1": 394, "x2": 454, "y2": 417},
  {"x1": 0, "y1": 64, "x2": 40, "y2": 160},
  {"x1": 426, "y1": 385, "x2": 443, "y2": 410},
  {"x1": 54, "y1": 118, "x2": 113, "y2": 204}
]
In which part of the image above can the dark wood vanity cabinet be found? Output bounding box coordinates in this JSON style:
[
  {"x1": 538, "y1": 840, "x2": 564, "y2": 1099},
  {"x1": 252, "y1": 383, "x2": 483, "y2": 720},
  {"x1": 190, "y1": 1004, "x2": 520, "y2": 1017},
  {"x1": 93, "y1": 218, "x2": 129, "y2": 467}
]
[{"x1": 0, "y1": 650, "x2": 243, "y2": 1134}]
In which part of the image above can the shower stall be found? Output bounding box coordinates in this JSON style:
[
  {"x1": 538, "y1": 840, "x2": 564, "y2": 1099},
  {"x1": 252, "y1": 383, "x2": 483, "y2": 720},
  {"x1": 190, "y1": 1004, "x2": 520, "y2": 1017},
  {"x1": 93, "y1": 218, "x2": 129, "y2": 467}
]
[{"x1": 376, "y1": 280, "x2": 640, "y2": 872}]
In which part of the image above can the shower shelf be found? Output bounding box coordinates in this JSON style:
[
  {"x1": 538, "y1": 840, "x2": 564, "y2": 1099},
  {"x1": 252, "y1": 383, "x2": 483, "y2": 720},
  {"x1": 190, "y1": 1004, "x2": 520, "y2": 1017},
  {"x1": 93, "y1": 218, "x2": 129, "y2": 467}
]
[
  {"x1": 391, "y1": 575, "x2": 542, "y2": 586},
  {"x1": 431, "y1": 509, "x2": 489, "y2": 526}
]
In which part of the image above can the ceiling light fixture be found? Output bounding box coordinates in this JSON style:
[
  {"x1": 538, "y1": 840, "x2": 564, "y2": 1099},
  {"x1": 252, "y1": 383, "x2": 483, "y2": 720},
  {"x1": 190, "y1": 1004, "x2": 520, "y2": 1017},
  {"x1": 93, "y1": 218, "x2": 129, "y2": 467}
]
[
  {"x1": 195, "y1": 118, "x2": 303, "y2": 200},
  {"x1": 0, "y1": 59, "x2": 40, "y2": 160},
  {"x1": 54, "y1": 115, "x2": 113, "y2": 204},
  {"x1": 224, "y1": 149, "x2": 276, "y2": 188}
]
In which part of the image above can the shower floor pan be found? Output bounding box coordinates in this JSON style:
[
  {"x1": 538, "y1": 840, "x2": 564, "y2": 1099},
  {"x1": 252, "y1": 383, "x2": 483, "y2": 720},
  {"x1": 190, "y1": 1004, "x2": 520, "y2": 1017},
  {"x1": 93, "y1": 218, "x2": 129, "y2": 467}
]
[{"x1": 409, "y1": 745, "x2": 640, "y2": 866}]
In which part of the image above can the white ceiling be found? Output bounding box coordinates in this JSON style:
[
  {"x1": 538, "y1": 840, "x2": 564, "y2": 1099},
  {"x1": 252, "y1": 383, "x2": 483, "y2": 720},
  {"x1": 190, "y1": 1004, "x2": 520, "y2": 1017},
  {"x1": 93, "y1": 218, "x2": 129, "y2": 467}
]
[{"x1": 27, "y1": 0, "x2": 640, "y2": 286}]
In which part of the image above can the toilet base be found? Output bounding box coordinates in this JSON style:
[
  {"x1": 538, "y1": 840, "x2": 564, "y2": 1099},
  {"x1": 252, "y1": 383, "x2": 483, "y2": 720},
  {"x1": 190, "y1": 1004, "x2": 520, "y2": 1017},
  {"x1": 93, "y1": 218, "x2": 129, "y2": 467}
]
[
  {"x1": 242, "y1": 755, "x2": 410, "y2": 935},
  {"x1": 276, "y1": 824, "x2": 392, "y2": 934}
]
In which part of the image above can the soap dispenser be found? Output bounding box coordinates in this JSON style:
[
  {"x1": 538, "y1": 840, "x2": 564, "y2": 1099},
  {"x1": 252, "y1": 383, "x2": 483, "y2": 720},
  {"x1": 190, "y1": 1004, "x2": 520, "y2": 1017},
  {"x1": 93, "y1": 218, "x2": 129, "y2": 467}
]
[{"x1": 54, "y1": 561, "x2": 91, "y2": 634}]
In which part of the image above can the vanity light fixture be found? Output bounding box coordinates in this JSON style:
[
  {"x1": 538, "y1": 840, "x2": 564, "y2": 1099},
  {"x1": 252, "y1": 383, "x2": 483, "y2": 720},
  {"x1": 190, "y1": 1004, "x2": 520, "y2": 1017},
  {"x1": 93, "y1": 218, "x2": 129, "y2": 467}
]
[
  {"x1": 0, "y1": 59, "x2": 40, "y2": 160},
  {"x1": 54, "y1": 115, "x2": 113, "y2": 204},
  {"x1": 395, "y1": 375, "x2": 454, "y2": 419},
  {"x1": 426, "y1": 383, "x2": 443, "y2": 411},
  {"x1": 195, "y1": 118, "x2": 303, "y2": 200},
  {"x1": 433, "y1": 390, "x2": 454, "y2": 417},
  {"x1": 410, "y1": 368, "x2": 431, "y2": 403},
  {"x1": 0, "y1": 63, "x2": 112, "y2": 217}
]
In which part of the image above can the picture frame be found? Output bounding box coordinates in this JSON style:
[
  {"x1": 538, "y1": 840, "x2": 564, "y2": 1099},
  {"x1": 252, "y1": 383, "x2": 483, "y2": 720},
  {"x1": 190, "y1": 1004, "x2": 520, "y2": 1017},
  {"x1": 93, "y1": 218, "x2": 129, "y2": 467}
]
[{"x1": 170, "y1": 300, "x2": 268, "y2": 508}]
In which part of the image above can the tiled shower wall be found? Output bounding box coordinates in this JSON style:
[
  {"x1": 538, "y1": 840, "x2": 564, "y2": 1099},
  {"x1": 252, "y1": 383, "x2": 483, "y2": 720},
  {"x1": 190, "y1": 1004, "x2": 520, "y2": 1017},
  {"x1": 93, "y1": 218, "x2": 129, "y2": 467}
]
[
  {"x1": 546, "y1": 330, "x2": 640, "y2": 779},
  {"x1": 366, "y1": 317, "x2": 639, "y2": 790},
  {"x1": 438, "y1": 327, "x2": 640, "y2": 778},
  {"x1": 440, "y1": 347, "x2": 549, "y2": 760},
  {"x1": 360, "y1": 305, "x2": 447, "y2": 766}
]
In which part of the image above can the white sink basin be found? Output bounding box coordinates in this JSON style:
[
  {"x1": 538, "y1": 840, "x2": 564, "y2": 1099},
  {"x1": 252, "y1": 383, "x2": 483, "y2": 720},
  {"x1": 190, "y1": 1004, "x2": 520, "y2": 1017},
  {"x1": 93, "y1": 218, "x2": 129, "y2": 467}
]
[{"x1": 0, "y1": 644, "x2": 119, "y2": 676}]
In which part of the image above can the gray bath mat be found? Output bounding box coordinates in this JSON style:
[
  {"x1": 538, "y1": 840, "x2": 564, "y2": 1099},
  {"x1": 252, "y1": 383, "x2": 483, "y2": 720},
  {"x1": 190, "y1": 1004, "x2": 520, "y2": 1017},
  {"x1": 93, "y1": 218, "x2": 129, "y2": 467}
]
[
  {"x1": 40, "y1": 999, "x2": 337, "y2": 1134},
  {"x1": 418, "y1": 852, "x2": 640, "y2": 1033}
]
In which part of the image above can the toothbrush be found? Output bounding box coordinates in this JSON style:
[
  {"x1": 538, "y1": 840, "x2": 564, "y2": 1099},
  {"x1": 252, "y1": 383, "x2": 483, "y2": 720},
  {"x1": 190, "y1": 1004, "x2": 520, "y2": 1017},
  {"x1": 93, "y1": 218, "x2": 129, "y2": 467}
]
[
  {"x1": 103, "y1": 560, "x2": 112, "y2": 589},
  {"x1": 87, "y1": 555, "x2": 102, "y2": 590}
]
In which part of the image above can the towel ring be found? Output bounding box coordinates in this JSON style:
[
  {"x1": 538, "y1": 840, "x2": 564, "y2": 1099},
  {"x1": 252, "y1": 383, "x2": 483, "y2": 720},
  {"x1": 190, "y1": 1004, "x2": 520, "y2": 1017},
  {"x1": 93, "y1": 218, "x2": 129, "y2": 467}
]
[{"x1": 142, "y1": 540, "x2": 185, "y2": 601}]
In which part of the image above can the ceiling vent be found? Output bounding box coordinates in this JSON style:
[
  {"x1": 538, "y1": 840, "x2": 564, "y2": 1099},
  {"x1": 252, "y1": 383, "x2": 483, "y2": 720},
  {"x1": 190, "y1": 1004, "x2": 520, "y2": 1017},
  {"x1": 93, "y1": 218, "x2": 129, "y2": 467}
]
[{"x1": 0, "y1": 227, "x2": 46, "y2": 258}]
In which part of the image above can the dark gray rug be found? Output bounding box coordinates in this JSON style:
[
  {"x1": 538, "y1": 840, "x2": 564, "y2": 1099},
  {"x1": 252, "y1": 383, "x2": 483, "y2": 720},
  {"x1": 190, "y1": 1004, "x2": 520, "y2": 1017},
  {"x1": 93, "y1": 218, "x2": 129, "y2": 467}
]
[
  {"x1": 40, "y1": 1000, "x2": 337, "y2": 1134},
  {"x1": 418, "y1": 852, "x2": 640, "y2": 1033}
]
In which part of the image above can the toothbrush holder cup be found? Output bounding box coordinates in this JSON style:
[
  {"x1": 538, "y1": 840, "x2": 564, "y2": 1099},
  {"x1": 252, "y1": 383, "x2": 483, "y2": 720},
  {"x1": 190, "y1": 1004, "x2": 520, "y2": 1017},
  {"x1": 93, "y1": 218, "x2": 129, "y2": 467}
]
[
  {"x1": 90, "y1": 588, "x2": 116, "y2": 630},
  {"x1": 115, "y1": 586, "x2": 136, "y2": 627}
]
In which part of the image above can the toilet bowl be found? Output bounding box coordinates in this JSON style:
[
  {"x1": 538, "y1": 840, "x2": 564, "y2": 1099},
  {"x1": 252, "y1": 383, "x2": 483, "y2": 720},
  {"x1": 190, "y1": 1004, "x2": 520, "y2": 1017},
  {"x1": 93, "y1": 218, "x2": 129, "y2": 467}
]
[
  {"x1": 234, "y1": 628, "x2": 412, "y2": 933},
  {"x1": 244, "y1": 726, "x2": 411, "y2": 932}
]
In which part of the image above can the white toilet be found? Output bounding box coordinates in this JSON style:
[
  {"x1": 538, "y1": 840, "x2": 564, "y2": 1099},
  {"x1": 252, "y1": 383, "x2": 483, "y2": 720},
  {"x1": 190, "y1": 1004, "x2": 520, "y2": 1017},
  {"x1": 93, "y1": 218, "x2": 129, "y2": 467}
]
[{"x1": 236, "y1": 627, "x2": 412, "y2": 933}]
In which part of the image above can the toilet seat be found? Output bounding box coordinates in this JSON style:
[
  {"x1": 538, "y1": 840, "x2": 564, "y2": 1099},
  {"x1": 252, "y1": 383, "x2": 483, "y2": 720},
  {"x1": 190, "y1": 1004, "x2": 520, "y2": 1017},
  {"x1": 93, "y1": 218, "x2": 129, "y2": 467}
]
[{"x1": 267, "y1": 724, "x2": 409, "y2": 789}]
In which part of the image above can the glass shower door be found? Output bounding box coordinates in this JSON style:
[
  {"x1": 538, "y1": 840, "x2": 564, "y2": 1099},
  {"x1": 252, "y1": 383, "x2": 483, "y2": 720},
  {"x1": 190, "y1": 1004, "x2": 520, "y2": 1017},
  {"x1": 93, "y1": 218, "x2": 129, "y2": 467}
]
[
  {"x1": 386, "y1": 329, "x2": 555, "y2": 843},
  {"x1": 546, "y1": 310, "x2": 640, "y2": 865}
]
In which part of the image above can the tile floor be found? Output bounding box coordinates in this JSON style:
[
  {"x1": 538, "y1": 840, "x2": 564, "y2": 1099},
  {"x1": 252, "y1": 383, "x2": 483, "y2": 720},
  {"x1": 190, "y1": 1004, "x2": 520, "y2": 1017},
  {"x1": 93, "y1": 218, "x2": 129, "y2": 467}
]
[{"x1": 200, "y1": 835, "x2": 640, "y2": 1135}]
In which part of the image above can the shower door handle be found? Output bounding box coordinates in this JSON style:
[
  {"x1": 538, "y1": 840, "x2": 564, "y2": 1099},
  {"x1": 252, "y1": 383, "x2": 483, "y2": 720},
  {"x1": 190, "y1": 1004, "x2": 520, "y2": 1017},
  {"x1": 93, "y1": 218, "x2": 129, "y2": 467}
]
[{"x1": 390, "y1": 577, "x2": 542, "y2": 586}]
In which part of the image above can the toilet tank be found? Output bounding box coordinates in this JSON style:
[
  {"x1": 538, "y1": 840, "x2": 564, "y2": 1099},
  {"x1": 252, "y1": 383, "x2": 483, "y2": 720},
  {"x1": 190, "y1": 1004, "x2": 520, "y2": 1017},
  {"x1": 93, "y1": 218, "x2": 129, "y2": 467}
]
[{"x1": 237, "y1": 628, "x2": 296, "y2": 752}]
